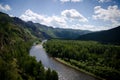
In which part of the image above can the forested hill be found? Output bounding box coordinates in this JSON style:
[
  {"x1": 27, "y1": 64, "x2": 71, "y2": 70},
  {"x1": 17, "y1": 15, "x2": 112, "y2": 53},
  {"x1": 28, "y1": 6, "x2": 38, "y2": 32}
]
[
  {"x1": 0, "y1": 12, "x2": 58, "y2": 80},
  {"x1": 13, "y1": 17, "x2": 51, "y2": 39},
  {"x1": 78, "y1": 26, "x2": 120, "y2": 44},
  {"x1": 0, "y1": 12, "x2": 90, "y2": 40},
  {"x1": 33, "y1": 23, "x2": 91, "y2": 39},
  {"x1": 13, "y1": 17, "x2": 91, "y2": 39}
]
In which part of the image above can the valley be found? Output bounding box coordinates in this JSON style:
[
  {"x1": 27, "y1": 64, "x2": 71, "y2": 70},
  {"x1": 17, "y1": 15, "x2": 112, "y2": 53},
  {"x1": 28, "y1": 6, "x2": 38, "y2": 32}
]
[
  {"x1": 30, "y1": 41, "x2": 99, "y2": 80},
  {"x1": 0, "y1": 11, "x2": 120, "y2": 80}
]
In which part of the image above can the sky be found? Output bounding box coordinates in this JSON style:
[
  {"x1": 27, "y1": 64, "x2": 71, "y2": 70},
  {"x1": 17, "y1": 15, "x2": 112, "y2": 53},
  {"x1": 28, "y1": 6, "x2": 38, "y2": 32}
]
[{"x1": 0, "y1": 0, "x2": 120, "y2": 31}]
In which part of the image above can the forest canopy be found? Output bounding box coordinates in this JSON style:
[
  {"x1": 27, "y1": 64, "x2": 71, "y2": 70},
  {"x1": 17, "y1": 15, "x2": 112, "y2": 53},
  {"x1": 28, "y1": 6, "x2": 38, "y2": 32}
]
[{"x1": 44, "y1": 39, "x2": 120, "y2": 80}]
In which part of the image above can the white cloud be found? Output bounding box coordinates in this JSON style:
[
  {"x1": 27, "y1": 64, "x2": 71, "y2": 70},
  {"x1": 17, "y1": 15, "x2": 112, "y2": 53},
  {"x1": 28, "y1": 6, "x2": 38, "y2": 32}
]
[
  {"x1": 93, "y1": 5, "x2": 120, "y2": 23},
  {"x1": 46, "y1": 16, "x2": 67, "y2": 28},
  {"x1": 9, "y1": 14, "x2": 14, "y2": 17},
  {"x1": 71, "y1": 0, "x2": 83, "y2": 2},
  {"x1": 60, "y1": 0, "x2": 70, "y2": 3},
  {"x1": 20, "y1": 9, "x2": 114, "y2": 31},
  {"x1": 72, "y1": 24, "x2": 109, "y2": 31},
  {"x1": 61, "y1": 9, "x2": 88, "y2": 22},
  {"x1": 20, "y1": 9, "x2": 45, "y2": 23},
  {"x1": 98, "y1": 0, "x2": 111, "y2": 3},
  {"x1": 60, "y1": 0, "x2": 82, "y2": 3},
  {"x1": 0, "y1": 4, "x2": 11, "y2": 11},
  {"x1": 20, "y1": 9, "x2": 87, "y2": 29},
  {"x1": 20, "y1": 9, "x2": 67, "y2": 28}
]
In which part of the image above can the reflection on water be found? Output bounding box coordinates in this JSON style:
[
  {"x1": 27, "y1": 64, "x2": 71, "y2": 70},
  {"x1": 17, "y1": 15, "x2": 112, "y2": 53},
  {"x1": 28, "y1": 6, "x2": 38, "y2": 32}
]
[{"x1": 30, "y1": 43, "x2": 98, "y2": 80}]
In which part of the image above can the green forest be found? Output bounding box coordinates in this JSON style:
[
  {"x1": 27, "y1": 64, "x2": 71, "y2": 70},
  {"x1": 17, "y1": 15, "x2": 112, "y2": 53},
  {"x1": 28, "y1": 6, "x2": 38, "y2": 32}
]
[
  {"x1": 1, "y1": 10, "x2": 120, "y2": 80},
  {"x1": 0, "y1": 12, "x2": 58, "y2": 80},
  {"x1": 44, "y1": 39, "x2": 120, "y2": 80}
]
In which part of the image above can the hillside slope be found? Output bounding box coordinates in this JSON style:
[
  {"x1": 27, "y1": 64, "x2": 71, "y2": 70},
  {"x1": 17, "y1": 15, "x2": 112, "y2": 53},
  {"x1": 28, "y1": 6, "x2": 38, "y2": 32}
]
[
  {"x1": 78, "y1": 26, "x2": 120, "y2": 44},
  {"x1": 34, "y1": 23, "x2": 91, "y2": 39},
  {"x1": 0, "y1": 12, "x2": 58, "y2": 80},
  {"x1": 13, "y1": 17, "x2": 91, "y2": 39}
]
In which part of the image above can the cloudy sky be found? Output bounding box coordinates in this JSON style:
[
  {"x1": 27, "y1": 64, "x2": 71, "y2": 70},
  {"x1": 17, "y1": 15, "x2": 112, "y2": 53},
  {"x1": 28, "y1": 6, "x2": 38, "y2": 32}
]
[{"x1": 0, "y1": 0, "x2": 120, "y2": 31}]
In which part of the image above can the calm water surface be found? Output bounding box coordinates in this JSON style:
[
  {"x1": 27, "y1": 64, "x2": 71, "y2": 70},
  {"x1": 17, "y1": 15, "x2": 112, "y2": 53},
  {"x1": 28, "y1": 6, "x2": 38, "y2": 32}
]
[{"x1": 30, "y1": 41, "x2": 98, "y2": 80}]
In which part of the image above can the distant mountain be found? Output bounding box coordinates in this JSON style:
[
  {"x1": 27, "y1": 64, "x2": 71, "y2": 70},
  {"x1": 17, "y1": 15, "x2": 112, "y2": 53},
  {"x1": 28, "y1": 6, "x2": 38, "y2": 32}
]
[
  {"x1": 0, "y1": 12, "x2": 91, "y2": 40},
  {"x1": 78, "y1": 26, "x2": 120, "y2": 44},
  {"x1": 13, "y1": 17, "x2": 51, "y2": 39},
  {"x1": 33, "y1": 23, "x2": 91, "y2": 39},
  {"x1": 12, "y1": 16, "x2": 91, "y2": 40}
]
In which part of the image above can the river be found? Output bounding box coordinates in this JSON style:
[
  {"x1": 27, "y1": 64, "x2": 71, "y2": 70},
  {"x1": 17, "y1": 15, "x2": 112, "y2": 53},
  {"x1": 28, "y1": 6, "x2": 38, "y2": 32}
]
[{"x1": 30, "y1": 41, "x2": 98, "y2": 80}]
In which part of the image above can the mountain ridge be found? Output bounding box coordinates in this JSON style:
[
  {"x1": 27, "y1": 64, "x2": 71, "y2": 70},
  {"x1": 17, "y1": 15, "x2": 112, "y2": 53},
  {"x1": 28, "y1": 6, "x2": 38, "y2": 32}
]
[
  {"x1": 78, "y1": 26, "x2": 120, "y2": 44},
  {"x1": 1, "y1": 11, "x2": 120, "y2": 44},
  {"x1": 11, "y1": 15, "x2": 91, "y2": 39}
]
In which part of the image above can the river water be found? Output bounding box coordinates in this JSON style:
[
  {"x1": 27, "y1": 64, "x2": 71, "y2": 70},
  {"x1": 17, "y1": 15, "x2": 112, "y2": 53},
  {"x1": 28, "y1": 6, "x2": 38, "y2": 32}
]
[{"x1": 30, "y1": 41, "x2": 98, "y2": 80}]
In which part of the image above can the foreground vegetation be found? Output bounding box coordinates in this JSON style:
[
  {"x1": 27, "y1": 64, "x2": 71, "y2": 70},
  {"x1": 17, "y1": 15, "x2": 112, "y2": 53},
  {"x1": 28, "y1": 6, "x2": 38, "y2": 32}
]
[
  {"x1": 44, "y1": 39, "x2": 120, "y2": 80},
  {"x1": 0, "y1": 12, "x2": 58, "y2": 80}
]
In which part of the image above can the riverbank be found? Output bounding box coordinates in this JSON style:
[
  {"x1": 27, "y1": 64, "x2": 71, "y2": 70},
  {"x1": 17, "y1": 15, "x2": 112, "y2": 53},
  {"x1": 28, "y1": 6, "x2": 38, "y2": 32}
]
[
  {"x1": 31, "y1": 43, "x2": 89, "y2": 80},
  {"x1": 54, "y1": 58, "x2": 105, "y2": 80}
]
